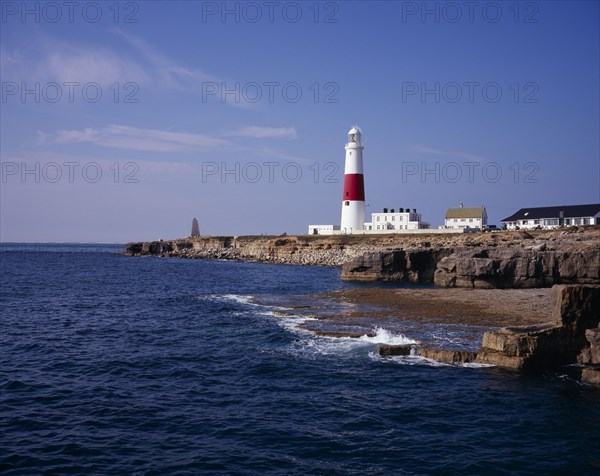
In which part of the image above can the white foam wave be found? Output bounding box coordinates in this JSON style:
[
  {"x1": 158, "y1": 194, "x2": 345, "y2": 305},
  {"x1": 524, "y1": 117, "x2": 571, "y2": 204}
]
[
  {"x1": 289, "y1": 336, "x2": 369, "y2": 357},
  {"x1": 197, "y1": 294, "x2": 289, "y2": 309},
  {"x1": 369, "y1": 352, "x2": 496, "y2": 368},
  {"x1": 369, "y1": 352, "x2": 450, "y2": 367},
  {"x1": 281, "y1": 327, "x2": 417, "y2": 359},
  {"x1": 277, "y1": 315, "x2": 318, "y2": 334},
  {"x1": 358, "y1": 327, "x2": 417, "y2": 346},
  {"x1": 221, "y1": 294, "x2": 255, "y2": 305},
  {"x1": 195, "y1": 293, "x2": 254, "y2": 305},
  {"x1": 461, "y1": 362, "x2": 495, "y2": 368}
]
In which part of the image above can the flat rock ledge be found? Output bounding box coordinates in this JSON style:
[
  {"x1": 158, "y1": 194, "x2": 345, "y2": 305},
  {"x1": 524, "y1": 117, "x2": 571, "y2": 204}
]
[
  {"x1": 378, "y1": 344, "x2": 478, "y2": 365},
  {"x1": 378, "y1": 285, "x2": 600, "y2": 383}
]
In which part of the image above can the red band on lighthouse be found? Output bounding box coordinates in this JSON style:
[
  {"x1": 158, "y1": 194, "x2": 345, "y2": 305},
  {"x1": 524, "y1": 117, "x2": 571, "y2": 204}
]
[{"x1": 342, "y1": 174, "x2": 365, "y2": 201}]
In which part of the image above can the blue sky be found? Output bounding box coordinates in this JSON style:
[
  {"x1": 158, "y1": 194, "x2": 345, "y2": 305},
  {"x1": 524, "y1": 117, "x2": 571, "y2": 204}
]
[{"x1": 1, "y1": 0, "x2": 599, "y2": 242}]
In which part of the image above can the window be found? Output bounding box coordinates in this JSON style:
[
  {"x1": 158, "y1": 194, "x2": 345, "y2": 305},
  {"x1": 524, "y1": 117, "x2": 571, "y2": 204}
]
[
  {"x1": 453, "y1": 219, "x2": 457, "y2": 222},
  {"x1": 392, "y1": 216, "x2": 395, "y2": 221},
  {"x1": 345, "y1": 201, "x2": 349, "y2": 206},
  {"x1": 377, "y1": 216, "x2": 380, "y2": 221},
  {"x1": 469, "y1": 218, "x2": 473, "y2": 222}
]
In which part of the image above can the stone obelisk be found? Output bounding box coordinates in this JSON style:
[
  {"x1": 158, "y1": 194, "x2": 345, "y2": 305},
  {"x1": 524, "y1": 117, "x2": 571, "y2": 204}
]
[{"x1": 191, "y1": 218, "x2": 200, "y2": 237}]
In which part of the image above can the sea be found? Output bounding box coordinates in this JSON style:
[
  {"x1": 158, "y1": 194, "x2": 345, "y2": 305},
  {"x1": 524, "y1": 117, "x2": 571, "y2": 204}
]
[{"x1": 1, "y1": 243, "x2": 599, "y2": 475}]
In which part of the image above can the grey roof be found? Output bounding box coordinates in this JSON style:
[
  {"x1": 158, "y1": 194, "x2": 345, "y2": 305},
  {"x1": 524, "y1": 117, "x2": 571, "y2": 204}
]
[{"x1": 501, "y1": 204, "x2": 600, "y2": 222}]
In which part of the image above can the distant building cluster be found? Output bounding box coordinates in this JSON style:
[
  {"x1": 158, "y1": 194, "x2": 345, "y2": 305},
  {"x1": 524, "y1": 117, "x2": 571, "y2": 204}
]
[{"x1": 307, "y1": 127, "x2": 599, "y2": 236}]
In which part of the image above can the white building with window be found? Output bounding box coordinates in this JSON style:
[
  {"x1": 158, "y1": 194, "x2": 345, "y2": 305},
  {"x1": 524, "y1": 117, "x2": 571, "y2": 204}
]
[
  {"x1": 444, "y1": 205, "x2": 487, "y2": 230},
  {"x1": 501, "y1": 204, "x2": 600, "y2": 230},
  {"x1": 363, "y1": 208, "x2": 429, "y2": 232},
  {"x1": 308, "y1": 225, "x2": 340, "y2": 235}
]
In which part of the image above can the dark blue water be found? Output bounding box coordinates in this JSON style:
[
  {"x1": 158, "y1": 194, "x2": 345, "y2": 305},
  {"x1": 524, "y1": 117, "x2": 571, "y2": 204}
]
[{"x1": 1, "y1": 244, "x2": 599, "y2": 475}]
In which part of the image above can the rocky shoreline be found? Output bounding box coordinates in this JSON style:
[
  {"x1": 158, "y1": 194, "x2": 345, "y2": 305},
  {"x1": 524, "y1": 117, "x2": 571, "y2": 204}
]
[
  {"x1": 125, "y1": 227, "x2": 600, "y2": 288},
  {"x1": 295, "y1": 285, "x2": 600, "y2": 383}
]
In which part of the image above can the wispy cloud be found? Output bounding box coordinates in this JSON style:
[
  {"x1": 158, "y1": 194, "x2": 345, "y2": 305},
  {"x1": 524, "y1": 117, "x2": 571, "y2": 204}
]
[
  {"x1": 0, "y1": 40, "x2": 147, "y2": 85},
  {"x1": 411, "y1": 145, "x2": 483, "y2": 161},
  {"x1": 1, "y1": 30, "x2": 260, "y2": 108},
  {"x1": 113, "y1": 29, "x2": 256, "y2": 109},
  {"x1": 52, "y1": 125, "x2": 229, "y2": 153},
  {"x1": 225, "y1": 126, "x2": 298, "y2": 139},
  {"x1": 112, "y1": 28, "x2": 215, "y2": 88}
]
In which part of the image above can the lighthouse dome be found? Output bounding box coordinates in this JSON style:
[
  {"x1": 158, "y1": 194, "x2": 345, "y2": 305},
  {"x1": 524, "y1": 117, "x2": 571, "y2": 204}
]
[{"x1": 347, "y1": 125, "x2": 362, "y2": 145}]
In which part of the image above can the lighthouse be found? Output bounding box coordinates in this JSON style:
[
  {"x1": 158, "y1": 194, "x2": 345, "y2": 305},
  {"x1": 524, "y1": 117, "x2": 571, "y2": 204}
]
[{"x1": 340, "y1": 126, "x2": 366, "y2": 233}]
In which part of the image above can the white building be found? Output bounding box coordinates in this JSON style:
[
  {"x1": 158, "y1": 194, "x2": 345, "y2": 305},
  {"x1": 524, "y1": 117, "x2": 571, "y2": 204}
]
[
  {"x1": 444, "y1": 205, "x2": 488, "y2": 230},
  {"x1": 308, "y1": 225, "x2": 340, "y2": 235},
  {"x1": 501, "y1": 204, "x2": 600, "y2": 230},
  {"x1": 363, "y1": 208, "x2": 429, "y2": 231}
]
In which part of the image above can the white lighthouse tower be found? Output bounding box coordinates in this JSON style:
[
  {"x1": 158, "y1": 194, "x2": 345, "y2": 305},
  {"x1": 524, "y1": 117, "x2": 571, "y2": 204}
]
[{"x1": 340, "y1": 126, "x2": 366, "y2": 233}]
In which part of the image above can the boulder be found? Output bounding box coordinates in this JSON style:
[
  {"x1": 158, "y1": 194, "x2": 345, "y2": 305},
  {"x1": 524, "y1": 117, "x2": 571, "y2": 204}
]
[
  {"x1": 418, "y1": 348, "x2": 478, "y2": 364},
  {"x1": 378, "y1": 344, "x2": 413, "y2": 356},
  {"x1": 581, "y1": 367, "x2": 600, "y2": 385},
  {"x1": 552, "y1": 284, "x2": 600, "y2": 332},
  {"x1": 578, "y1": 328, "x2": 600, "y2": 365},
  {"x1": 475, "y1": 326, "x2": 570, "y2": 370}
]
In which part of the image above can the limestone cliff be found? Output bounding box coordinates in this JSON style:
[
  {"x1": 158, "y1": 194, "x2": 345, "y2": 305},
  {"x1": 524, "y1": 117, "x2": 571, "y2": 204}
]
[
  {"x1": 340, "y1": 228, "x2": 599, "y2": 287},
  {"x1": 125, "y1": 227, "x2": 600, "y2": 288}
]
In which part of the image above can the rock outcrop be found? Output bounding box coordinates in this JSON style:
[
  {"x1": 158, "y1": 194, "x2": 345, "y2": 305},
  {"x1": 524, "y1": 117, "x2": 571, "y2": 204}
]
[
  {"x1": 374, "y1": 284, "x2": 600, "y2": 379},
  {"x1": 475, "y1": 285, "x2": 600, "y2": 371},
  {"x1": 340, "y1": 228, "x2": 599, "y2": 287},
  {"x1": 434, "y1": 245, "x2": 600, "y2": 288},
  {"x1": 578, "y1": 324, "x2": 600, "y2": 384},
  {"x1": 578, "y1": 328, "x2": 600, "y2": 366},
  {"x1": 340, "y1": 249, "x2": 451, "y2": 283}
]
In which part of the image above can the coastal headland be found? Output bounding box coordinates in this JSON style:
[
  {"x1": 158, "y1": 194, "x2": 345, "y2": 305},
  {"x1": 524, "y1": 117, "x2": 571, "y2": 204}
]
[
  {"x1": 125, "y1": 227, "x2": 599, "y2": 288},
  {"x1": 125, "y1": 228, "x2": 600, "y2": 381}
]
